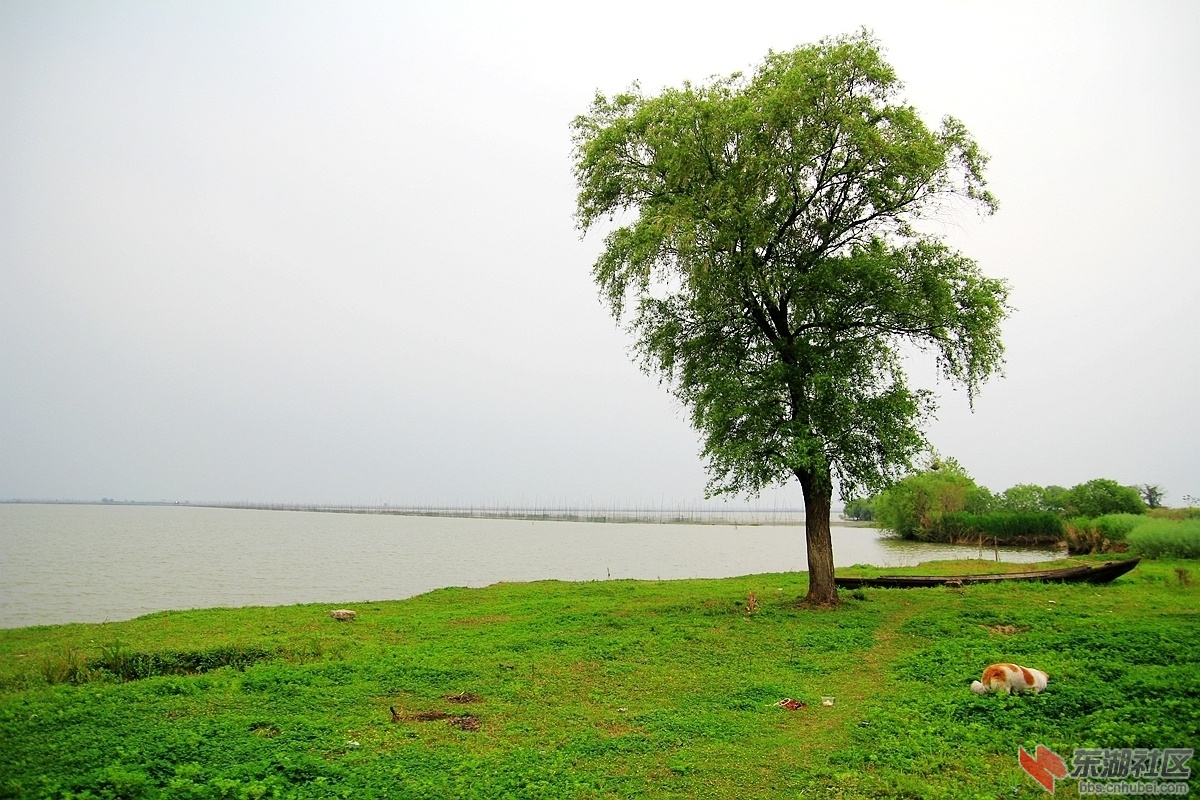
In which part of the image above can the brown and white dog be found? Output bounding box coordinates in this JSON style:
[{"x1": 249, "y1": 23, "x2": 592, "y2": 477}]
[{"x1": 971, "y1": 663, "x2": 1049, "y2": 695}]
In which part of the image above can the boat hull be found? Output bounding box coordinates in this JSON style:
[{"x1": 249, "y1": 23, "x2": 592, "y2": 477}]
[{"x1": 833, "y1": 558, "x2": 1140, "y2": 590}]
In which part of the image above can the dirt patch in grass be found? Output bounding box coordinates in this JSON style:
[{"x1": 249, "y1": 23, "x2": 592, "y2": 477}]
[
  {"x1": 449, "y1": 715, "x2": 480, "y2": 732},
  {"x1": 445, "y1": 691, "x2": 481, "y2": 703}
]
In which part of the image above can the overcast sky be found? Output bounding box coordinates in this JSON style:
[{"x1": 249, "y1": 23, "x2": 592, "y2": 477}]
[{"x1": 2, "y1": 1, "x2": 1197, "y2": 508}]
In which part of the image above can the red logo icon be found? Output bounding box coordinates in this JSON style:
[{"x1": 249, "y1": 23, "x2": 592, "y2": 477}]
[{"x1": 1019, "y1": 744, "x2": 1068, "y2": 793}]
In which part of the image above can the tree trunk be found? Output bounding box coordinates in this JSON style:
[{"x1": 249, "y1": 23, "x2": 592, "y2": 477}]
[{"x1": 799, "y1": 470, "x2": 838, "y2": 606}]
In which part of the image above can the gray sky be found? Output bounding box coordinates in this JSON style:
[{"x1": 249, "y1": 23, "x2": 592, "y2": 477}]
[{"x1": 2, "y1": 1, "x2": 1197, "y2": 508}]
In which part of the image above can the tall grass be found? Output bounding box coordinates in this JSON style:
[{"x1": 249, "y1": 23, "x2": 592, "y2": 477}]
[
  {"x1": 39, "y1": 646, "x2": 91, "y2": 685},
  {"x1": 1148, "y1": 507, "x2": 1200, "y2": 521},
  {"x1": 37, "y1": 640, "x2": 278, "y2": 684},
  {"x1": 1127, "y1": 519, "x2": 1200, "y2": 559},
  {"x1": 1079, "y1": 513, "x2": 1149, "y2": 542},
  {"x1": 1063, "y1": 513, "x2": 1154, "y2": 554},
  {"x1": 933, "y1": 511, "x2": 1063, "y2": 544}
]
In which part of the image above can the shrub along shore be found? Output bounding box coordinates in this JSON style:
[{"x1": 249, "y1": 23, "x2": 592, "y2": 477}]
[
  {"x1": 2, "y1": 556, "x2": 1197, "y2": 798},
  {"x1": 845, "y1": 461, "x2": 1200, "y2": 557}
]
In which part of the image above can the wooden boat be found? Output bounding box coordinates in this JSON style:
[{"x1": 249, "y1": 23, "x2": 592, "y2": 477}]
[{"x1": 834, "y1": 558, "x2": 1140, "y2": 590}]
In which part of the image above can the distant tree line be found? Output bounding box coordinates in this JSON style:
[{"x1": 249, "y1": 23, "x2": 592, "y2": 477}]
[{"x1": 843, "y1": 458, "x2": 1160, "y2": 549}]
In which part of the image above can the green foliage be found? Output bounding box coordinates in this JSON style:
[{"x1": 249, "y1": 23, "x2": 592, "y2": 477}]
[
  {"x1": 995, "y1": 482, "x2": 1148, "y2": 519},
  {"x1": 2, "y1": 563, "x2": 1196, "y2": 798},
  {"x1": 1088, "y1": 513, "x2": 1150, "y2": 542},
  {"x1": 995, "y1": 483, "x2": 1062, "y2": 514},
  {"x1": 934, "y1": 511, "x2": 1064, "y2": 544},
  {"x1": 1066, "y1": 515, "x2": 1195, "y2": 556},
  {"x1": 873, "y1": 464, "x2": 993, "y2": 539},
  {"x1": 1041, "y1": 485, "x2": 1070, "y2": 515},
  {"x1": 38, "y1": 645, "x2": 92, "y2": 685},
  {"x1": 1063, "y1": 521, "x2": 1110, "y2": 556},
  {"x1": 1148, "y1": 506, "x2": 1200, "y2": 521},
  {"x1": 572, "y1": 30, "x2": 1007, "y2": 527},
  {"x1": 842, "y1": 497, "x2": 875, "y2": 521},
  {"x1": 87, "y1": 643, "x2": 275, "y2": 682},
  {"x1": 1062, "y1": 479, "x2": 1146, "y2": 518},
  {"x1": 37, "y1": 641, "x2": 276, "y2": 686},
  {"x1": 1128, "y1": 519, "x2": 1200, "y2": 559},
  {"x1": 875, "y1": 469, "x2": 1164, "y2": 547}
]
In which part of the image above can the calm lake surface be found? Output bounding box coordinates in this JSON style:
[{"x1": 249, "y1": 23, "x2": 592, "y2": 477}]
[{"x1": 0, "y1": 504, "x2": 1064, "y2": 629}]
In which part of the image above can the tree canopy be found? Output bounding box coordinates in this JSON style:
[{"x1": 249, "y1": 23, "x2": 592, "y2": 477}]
[
  {"x1": 1137, "y1": 484, "x2": 1165, "y2": 509},
  {"x1": 870, "y1": 468, "x2": 1152, "y2": 543},
  {"x1": 572, "y1": 31, "x2": 1009, "y2": 604},
  {"x1": 872, "y1": 459, "x2": 994, "y2": 539},
  {"x1": 1063, "y1": 479, "x2": 1146, "y2": 518}
]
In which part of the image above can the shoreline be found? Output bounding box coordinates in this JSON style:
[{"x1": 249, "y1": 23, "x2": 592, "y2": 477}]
[{"x1": 3, "y1": 499, "x2": 816, "y2": 526}]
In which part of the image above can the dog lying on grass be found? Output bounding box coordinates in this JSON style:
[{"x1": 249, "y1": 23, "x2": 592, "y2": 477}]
[{"x1": 971, "y1": 663, "x2": 1049, "y2": 695}]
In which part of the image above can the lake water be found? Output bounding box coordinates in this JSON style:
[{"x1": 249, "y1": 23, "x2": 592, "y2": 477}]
[{"x1": 0, "y1": 504, "x2": 1064, "y2": 629}]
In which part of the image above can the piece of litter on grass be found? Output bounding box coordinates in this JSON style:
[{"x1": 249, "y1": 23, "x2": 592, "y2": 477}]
[
  {"x1": 617, "y1": 707, "x2": 627, "y2": 713},
  {"x1": 776, "y1": 698, "x2": 806, "y2": 711},
  {"x1": 821, "y1": 697, "x2": 835, "y2": 707}
]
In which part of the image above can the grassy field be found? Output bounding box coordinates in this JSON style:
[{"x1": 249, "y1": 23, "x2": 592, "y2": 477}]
[{"x1": 1, "y1": 556, "x2": 1197, "y2": 799}]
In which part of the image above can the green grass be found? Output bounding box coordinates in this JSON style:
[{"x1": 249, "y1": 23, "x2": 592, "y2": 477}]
[
  {"x1": 1065, "y1": 514, "x2": 1200, "y2": 556},
  {"x1": 1149, "y1": 507, "x2": 1200, "y2": 521},
  {"x1": 1087, "y1": 513, "x2": 1150, "y2": 542},
  {"x1": 2, "y1": 560, "x2": 1198, "y2": 799},
  {"x1": 1129, "y1": 519, "x2": 1200, "y2": 559}
]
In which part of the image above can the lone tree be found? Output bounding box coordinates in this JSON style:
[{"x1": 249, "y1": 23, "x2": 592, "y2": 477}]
[
  {"x1": 1137, "y1": 484, "x2": 1165, "y2": 509},
  {"x1": 572, "y1": 31, "x2": 1009, "y2": 605}
]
